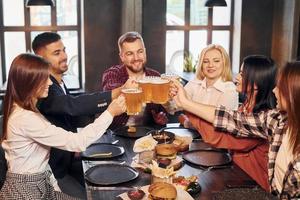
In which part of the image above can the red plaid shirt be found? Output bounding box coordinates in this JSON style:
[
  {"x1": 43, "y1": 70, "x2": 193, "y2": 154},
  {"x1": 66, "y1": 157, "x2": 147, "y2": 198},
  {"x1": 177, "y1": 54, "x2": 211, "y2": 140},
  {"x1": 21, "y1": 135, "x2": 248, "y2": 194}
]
[
  {"x1": 102, "y1": 64, "x2": 166, "y2": 130},
  {"x1": 213, "y1": 106, "x2": 300, "y2": 199}
]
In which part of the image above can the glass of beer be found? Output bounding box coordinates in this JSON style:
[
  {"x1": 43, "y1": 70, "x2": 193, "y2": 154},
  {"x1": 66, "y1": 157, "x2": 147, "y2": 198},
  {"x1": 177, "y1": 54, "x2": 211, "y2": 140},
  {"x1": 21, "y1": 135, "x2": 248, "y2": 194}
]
[
  {"x1": 161, "y1": 73, "x2": 180, "y2": 81},
  {"x1": 151, "y1": 77, "x2": 170, "y2": 104},
  {"x1": 121, "y1": 88, "x2": 143, "y2": 115},
  {"x1": 138, "y1": 77, "x2": 152, "y2": 103}
]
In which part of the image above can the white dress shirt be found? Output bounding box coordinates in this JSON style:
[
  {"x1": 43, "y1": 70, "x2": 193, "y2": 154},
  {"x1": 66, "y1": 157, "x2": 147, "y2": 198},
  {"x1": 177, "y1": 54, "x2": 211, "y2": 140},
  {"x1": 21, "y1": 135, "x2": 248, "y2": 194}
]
[
  {"x1": 2, "y1": 104, "x2": 113, "y2": 190},
  {"x1": 184, "y1": 77, "x2": 238, "y2": 110}
]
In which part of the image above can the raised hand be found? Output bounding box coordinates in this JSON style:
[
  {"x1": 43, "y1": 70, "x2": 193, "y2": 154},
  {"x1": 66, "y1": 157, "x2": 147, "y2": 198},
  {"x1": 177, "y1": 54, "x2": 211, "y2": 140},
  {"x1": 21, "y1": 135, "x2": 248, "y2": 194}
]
[
  {"x1": 151, "y1": 110, "x2": 168, "y2": 125},
  {"x1": 107, "y1": 95, "x2": 126, "y2": 117},
  {"x1": 123, "y1": 77, "x2": 138, "y2": 89},
  {"x1": 170, "y1": 80, "x2": 188, "y2": 109}
]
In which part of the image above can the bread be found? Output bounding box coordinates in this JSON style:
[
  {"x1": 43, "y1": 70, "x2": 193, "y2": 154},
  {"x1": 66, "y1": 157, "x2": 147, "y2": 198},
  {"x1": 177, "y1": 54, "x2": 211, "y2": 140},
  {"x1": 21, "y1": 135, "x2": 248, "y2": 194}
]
[
  {"x1": 155, "y1": 144, "x2": 177, "y2": 160},
  {"x1": 148, "y1": 182, "x2": 177, "y2": 200}
]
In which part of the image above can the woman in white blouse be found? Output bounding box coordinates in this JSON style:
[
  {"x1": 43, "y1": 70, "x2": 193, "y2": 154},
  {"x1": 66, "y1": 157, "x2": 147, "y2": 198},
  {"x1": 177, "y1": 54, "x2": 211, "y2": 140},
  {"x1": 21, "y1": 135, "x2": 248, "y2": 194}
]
[
  {"x1": 180, "y1": 44, "x2": 238, "y2": 127},
  {"x1": 0, "y1": 53, "x2": 126, "y2": 199}
]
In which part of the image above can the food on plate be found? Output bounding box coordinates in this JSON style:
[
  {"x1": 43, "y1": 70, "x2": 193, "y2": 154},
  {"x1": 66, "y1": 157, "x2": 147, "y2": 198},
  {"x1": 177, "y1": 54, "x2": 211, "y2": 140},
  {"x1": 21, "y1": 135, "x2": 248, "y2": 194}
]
[
  {"x1": 173, "y1": 175, "x2": 198, "y2": 190},
  {"x1": 155, "y1": 144, "x2": 177, "y2": 160},
  {"x1": 152, "y1": 132, "x2": 170, "y2": 140},
  {"x1": 139, "y1": 150, "x2": 155, "y2": 164},
  {"x1": 133, "y1": 135, "x2": 158, "y2": 153},
  {"x1": 150, "y1": 160, "x2": 176, "y2": 183},
  {"x1": 143, "y1": 167, "x2": 152, "y2": 174},
  {"x1": 89, "y1": 152, "x2": 112, "y2": 158},
  {"x1": 186, "y1": 181, "x2": 201, "y2": 195},
  {"x1": 148, "y1": 182, "x2": 177, "y2": 200},
  {"x1": 173, "y1": 139, "x2": 189, "y2": 152},
  {"x1": 151, "y1": 131, "x2": 174, "y2": 144},
  {"x1": 172, "y1": 135, "x2": 193, "y2": 152},
  {"x1": 157, "y1": 158, "x2": 172, "y2": 168},
  {"x1": 127, "y1": 189, "x2": 145, "y2": 200},
  {"x1": 128, "y1": 126, "x2": 137, "y2": 133}
]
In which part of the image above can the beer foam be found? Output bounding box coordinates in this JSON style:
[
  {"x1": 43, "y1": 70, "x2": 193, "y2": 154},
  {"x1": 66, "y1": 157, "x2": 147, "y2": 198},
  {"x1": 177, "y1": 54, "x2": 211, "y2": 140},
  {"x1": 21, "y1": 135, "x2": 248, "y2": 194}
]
[
  {"x1": 151, "y1": 78, "x2": 169, "y2": 84},
  {"x1": 138, "y1": 79, "x2": 149, "y2": 83},
  {"x1": 122, "y1": 88, "x2": 142, "y2": 93}
]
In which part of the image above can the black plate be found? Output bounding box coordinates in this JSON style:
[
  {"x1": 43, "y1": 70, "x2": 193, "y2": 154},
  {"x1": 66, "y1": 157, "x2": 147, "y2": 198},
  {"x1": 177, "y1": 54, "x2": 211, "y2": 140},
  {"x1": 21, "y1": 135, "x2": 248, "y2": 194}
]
[
  {"x1": 81, "y1": 143, "x2": 125, "y2": 160},
  {"x1": 150, "y1": 130, "x2": 175, "y2": 144},
  {"x1": 113, "y1": 126, "x2": 153, "y2": 138},
  {"x1": 160, "y1": 127, "x2": 201, "y2": 139},
  {"x1": 183, "y1": 149, "x2": 232, "y2": 167},
  {"x1": 85, "y1": 163, "x2": 139, "y2": 185}
]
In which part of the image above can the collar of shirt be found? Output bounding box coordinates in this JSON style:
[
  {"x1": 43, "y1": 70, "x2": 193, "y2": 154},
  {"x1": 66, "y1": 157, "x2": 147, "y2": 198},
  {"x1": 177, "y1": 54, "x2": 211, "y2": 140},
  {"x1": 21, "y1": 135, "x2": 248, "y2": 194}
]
[{"x1": 194, "y1": 77, "x2": 227, "y2": 92}]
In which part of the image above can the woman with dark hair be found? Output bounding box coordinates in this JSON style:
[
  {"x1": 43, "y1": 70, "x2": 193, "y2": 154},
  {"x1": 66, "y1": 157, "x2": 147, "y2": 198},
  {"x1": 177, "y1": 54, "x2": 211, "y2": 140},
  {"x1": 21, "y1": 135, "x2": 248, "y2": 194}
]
[
  {"x1": 185, "y1": 55, "x2": 277, "y2": 191},
  {"x1": 0, "y1": 53, "x2": 126, "y2": 199},
  {"x1": 171, "y1": 61, "x2": 300, "y2": 199}
]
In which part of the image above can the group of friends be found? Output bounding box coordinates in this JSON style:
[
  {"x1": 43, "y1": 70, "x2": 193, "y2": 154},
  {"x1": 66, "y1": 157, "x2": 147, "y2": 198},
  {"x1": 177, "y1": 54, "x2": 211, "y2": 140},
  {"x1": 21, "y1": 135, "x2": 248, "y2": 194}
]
[{"x1": 0, "y1": 30, "x2": 299, "y2": 200}]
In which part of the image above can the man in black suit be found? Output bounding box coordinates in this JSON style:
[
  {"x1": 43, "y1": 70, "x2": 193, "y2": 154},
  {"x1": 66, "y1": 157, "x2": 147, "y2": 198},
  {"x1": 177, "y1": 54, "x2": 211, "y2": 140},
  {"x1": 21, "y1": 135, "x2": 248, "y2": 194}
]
[{"x1": 32, "y1": 32, "x2": 134, "y2": 190}]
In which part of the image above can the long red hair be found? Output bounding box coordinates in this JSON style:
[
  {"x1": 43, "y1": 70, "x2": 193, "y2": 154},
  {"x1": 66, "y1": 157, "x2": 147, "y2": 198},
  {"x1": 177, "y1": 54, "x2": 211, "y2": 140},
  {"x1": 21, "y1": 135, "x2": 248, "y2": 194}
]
[{"x1": 1, "y1": 53, "x2": 50, "y2": 142}]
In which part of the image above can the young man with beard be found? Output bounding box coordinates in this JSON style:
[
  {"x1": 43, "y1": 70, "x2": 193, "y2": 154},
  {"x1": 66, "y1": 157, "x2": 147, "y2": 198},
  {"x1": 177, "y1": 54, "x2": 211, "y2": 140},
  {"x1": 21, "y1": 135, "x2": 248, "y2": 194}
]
[
  {"x1": 31, "y1": 32, "x2": 135, "y2": 194},
  {"x1": 102, "y1": 31, "x2": 168, "y2": 130}
]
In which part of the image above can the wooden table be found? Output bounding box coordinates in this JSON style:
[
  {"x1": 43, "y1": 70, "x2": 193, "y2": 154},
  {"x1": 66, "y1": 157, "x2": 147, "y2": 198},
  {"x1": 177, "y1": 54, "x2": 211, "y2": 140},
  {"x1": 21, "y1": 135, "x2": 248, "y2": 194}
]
[{"x1": 82, "y1": 128, "x2": 258, "y2": 200}]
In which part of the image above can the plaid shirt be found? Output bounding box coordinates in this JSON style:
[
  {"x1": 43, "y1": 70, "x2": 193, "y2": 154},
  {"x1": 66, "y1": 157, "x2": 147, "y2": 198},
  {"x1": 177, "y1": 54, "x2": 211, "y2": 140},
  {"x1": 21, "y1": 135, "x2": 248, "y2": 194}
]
[
  {"x1": 101, "y1": 64, "x2": 165, "y2": 130},
  {"x1": 213, "y1": 106, "x2": 300, "y2": 199}
]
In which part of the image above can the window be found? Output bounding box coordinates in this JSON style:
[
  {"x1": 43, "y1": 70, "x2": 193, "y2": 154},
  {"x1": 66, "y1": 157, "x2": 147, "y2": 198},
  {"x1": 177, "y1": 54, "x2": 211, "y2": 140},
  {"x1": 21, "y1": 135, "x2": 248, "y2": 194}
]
[
  {"x1": 0, "y1": 0, "x2": 82, "y2": 89},
  {"x1": 166, "y1": 0, "x2": 233, "y2": 72}
]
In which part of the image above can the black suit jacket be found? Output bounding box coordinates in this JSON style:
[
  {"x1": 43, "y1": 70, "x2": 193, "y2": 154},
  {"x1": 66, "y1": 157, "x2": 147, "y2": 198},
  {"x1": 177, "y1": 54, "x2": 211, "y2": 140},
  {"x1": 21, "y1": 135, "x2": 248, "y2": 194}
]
[{"x1": 37, "y1": 75, "x2": 112, "y2": 178}]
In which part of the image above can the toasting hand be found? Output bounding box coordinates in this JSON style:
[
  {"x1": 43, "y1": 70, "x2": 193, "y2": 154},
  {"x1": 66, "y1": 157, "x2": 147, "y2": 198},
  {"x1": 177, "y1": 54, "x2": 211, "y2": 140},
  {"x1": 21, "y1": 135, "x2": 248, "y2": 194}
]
[
  {"x1": 151, "y1": 110, "x2": 168, "y2": 125},
  {"x1": 123, "y1": 77, "x2": 139, "y2": 89},
  {"x1": 170, "y1": 80, "x2": 188, "y2": 109},
  {"x1": 107, "y1": 95, "x2": 126, "y2": 117}
]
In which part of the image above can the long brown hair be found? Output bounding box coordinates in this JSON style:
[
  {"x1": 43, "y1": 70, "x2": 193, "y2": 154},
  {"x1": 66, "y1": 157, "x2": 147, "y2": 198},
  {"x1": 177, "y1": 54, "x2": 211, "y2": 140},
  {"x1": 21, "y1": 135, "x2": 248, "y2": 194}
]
[
  {"x1": 1, "y1": 53, "x2": 50, "y2": 142},
  {"x1": 277, "y1": 61, "x2": 300, "y2": 155}
]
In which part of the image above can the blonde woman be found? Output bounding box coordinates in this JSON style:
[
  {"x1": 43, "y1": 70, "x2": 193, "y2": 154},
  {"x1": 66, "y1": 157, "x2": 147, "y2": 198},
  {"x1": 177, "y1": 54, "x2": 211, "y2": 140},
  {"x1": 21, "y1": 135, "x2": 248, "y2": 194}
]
[{"x1": 180, "y1": 44, "x2": 238, "y2": 128}]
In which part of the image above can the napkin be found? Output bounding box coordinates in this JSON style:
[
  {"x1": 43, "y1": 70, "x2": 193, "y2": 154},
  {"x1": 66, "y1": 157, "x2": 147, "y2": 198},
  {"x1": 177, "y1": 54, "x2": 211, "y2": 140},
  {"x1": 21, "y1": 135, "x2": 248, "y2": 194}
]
[{"x1": 133, "y1": 135, "x2": 158, "y2": 153}]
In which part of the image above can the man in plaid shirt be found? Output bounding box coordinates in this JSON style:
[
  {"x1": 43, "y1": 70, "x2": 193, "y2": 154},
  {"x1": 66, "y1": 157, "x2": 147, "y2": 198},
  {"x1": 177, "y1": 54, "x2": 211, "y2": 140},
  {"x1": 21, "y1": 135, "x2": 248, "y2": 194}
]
[{"x1": 102, "y1": 31, "x2": 168, "y2": 130}]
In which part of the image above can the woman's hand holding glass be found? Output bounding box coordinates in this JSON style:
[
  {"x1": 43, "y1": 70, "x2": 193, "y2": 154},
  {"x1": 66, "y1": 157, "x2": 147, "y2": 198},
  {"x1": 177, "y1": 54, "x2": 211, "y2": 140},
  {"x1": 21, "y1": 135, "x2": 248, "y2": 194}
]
[
  {"x1": 107, "y1": 95, "x2": 126, "y2": 117},
  {"x1": 169, "y1": 80, "x2": 189, "y2": 109}
]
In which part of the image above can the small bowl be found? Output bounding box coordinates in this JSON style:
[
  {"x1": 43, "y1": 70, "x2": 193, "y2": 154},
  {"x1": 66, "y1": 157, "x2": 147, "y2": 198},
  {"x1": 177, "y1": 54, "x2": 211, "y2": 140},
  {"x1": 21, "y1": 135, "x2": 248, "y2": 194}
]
[
  {"x1": 150, "y1": 130, "x2": 175, "y2": 144},
  {"x1": 127, "y1": 189, "x2": 145, "y2": 200}
]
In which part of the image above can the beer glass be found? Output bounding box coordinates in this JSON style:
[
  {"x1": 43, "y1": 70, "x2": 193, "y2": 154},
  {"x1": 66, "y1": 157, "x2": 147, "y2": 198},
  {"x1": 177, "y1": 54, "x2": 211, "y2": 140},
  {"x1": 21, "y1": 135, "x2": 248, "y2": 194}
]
[
  {"x1": 138, "y1": 77, "x2": 152, "y2": 103},
  {"x1": 151, "y1": 77, "x2": 170, "y2": 104},
  {"x1": 121, "y1": 88, "x2": 143, "y2": 115},
  {"x1": 161, "y1": 73, "x2": 180, "y2": 81}
]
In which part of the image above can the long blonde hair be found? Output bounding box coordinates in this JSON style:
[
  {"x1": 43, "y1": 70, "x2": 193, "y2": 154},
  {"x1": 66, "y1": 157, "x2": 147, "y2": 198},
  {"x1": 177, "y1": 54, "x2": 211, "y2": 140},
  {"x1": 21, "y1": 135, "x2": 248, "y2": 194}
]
[{"x1": 195, "y1": 44, "x2": 232, "y2": 81}]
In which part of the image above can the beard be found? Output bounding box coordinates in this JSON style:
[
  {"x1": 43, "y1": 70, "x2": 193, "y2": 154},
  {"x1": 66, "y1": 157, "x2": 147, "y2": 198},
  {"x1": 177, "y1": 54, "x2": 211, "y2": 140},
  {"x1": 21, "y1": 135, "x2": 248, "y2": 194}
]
[
  {"x1": 125, "y1": 59, "x2": 146, "y2": 73},
  {"x1": 59, "y1": 59, "x2": 68, "y2": 73}
]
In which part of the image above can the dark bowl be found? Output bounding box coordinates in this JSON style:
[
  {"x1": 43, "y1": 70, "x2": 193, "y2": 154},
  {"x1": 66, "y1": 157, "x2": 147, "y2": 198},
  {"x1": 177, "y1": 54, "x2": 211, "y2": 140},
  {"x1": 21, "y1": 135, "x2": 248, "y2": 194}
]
[
  {"x1": 150, "y1": 130, "x2": 175, "y2": 144},
  {"x1": 127, "y1": 189, "x2": 145, "y2": 200}
]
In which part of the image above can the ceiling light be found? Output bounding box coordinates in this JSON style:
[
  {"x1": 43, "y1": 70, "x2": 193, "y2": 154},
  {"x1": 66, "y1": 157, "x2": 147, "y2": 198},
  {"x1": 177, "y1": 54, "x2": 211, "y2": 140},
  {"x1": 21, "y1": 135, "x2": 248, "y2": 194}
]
[
  {"x1": 26, "y1": 0, "x2": 54, "y2": 7},
  {"x1": 205, "y1": 0, "x2": 227, "y2": 7}
]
